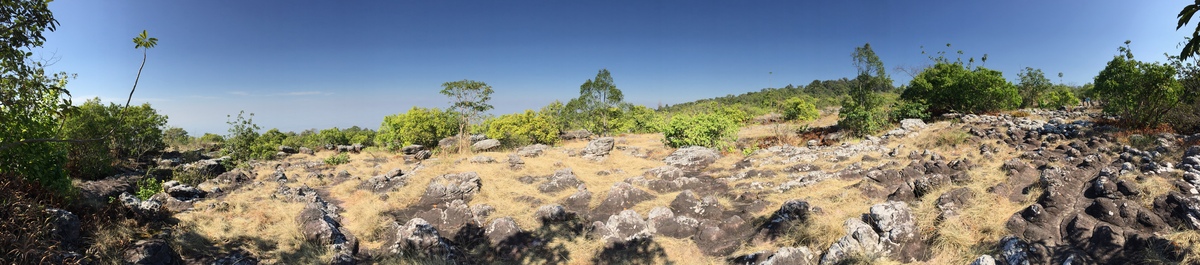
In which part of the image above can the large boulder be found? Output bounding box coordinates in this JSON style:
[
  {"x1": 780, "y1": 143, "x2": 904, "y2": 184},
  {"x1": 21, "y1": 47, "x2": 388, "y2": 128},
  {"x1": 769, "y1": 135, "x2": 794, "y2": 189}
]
[
  {"x1": 538, "y1": 169, "x2": 583, "y2": 193},
  {"x1": 591, "y1": 210, "x2": 653, "y2": 243},
  {"x1": 472, "y1": 139, "x2": 501, "y2": 152},
  {"x1": 646, "y1": 206, "x2": 699, "y2": 239},
  {"x1": 182, "y1": 158, "x2": 226, "y2": 176},
  {"x1": 163, "y1": 181, "x2": 207, "y2": 202},
  {"x1": 867, "y1": 201, "x2": 918, "y2": 245},
  {"x1": 485, "y1": 217, "x2": 522, "y2": 245},
  {"x1": 417, "y1": 172, "x2": 483, "y2": 208},
  {"x1": 414, "y1": 200, "x2": 478, "y2": 237},
  {"x1": 581, "y1": 137, "x2": 616, "y2": 158},
  {"x1": 663, "y1": 147, "x2": 720, "y2": 171},
  {"x1": 592, "y1": 182, "x2": 654, "y2": 221},
  {"x1": 45, "y1": 208, "x2": 80, "y2": 250},
  {"x1": 124, "y1": 239, "x2": 182, "y2": 265},
  {"x1": 517, "y1": 144, "x2": 549, "y2": 157},
  {"x1": 360, "y1": 168, "x2": 408, "y2": 193},
  {"x1": 388, "y1": 218, "x2": 457, "y2": 260},
  {"x1": 820, "y1": 218, "x2": 884, "y2": 265}
]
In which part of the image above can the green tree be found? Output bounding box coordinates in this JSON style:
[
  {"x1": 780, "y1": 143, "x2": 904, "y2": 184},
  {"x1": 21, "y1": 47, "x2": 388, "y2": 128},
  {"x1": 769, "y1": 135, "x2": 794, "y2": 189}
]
[
  {"x1": 163, "y1": 126, "x2": 189, "y2": 147},
  {"x1": 1094, "y1": 41, "x2": 1184, "y2": 128},
  {"x1": 375, "y1": 107, "x2": 458, "y2": 149},
  {"x1": 782, "y1": 96, "x2": 819, "y2": 122},
  {"x1": 573, "y1": 69, "x2": 624, "y2": 135},
  {"x1": 1017, "y1": 67, "x2": 1052, "y2": 108},
  {"x1": 901, "y1": 47, "x2": 1020, "y2": 115},
  {"x1": 440, "y1": 79, "x2": 494, "y2": 153},
  {"x1": 485, "y1": 110, "x2": 559, "y2": 146},
  {"x1": 839, "y1": 43, "x2": 890, "y2": 136}
]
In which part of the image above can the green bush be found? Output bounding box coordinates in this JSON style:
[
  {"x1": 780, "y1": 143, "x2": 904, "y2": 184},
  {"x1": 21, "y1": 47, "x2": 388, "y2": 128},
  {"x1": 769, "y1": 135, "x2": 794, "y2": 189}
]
[
  {"x1": 199, "y1": 133, "x2": 224, "y2": 143},
  {"x1": 662, "y1": 109, "x2": 739, "y2": 149},
  {"x1": 324, "y1": 153, "x2": 350, "y2": 165},
  {"x1": 782, "y1": 96, "x2": 820, "y2": 121},
  {"x1": 839, "y1": 78, "x2": 890, "y2": 136},
  {"x1": 485, "y1": 110, "x2": 559, "y2": 146},
  {"x1": 1094, "y1": 41, "x2": 1184, "y2": 128},
  {"x1": 889, "y1": 100, "x2": 930, "y2": 122},
  {"x1": 375, "y1": 107, "x2": 458, "y2": 149},
  {"x1": 61, "y1": 98, "x2": 167, "y2": 180},
  {"x1": 135, "y1": 177, "x2": 161, "y2": 200},
  {"x1": 163, "y1": 126, "x2": 189, "y2": 147},
  {"x1": 901, "y1": 62, "x2": 1021, "y2": 114},
  {"x1": 612, "y1": 104, "x2": 665, "y2": 134},
  {"x1": 222, "y1": 111, "x2": 263, "y2": 166},
  {"x1": 1038, "y1": 87, "x2": 1080, "y2": 109}
]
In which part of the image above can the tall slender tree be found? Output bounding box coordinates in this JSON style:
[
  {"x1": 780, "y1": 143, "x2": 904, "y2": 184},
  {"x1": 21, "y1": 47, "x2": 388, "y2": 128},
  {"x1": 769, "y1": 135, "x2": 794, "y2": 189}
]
[
  {"x1": 440, "y1": 79, "x2": 493, "y2": 153},
  {"x1": 576, "y1": 69, "x2": 623, "y2": 136}
]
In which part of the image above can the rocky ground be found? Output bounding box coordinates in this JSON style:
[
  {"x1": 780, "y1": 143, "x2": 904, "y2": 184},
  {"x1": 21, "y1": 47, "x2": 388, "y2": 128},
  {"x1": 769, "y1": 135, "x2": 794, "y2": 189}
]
[{"x1": 51, "y1": 108, "x2": 1200, "y2": 264}]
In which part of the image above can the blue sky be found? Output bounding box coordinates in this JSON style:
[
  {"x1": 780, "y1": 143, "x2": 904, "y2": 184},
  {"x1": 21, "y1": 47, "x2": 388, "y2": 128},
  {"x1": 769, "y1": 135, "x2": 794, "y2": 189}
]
[{"x1": 39, "y1": 1, "x2": 1190, "y2": 135}]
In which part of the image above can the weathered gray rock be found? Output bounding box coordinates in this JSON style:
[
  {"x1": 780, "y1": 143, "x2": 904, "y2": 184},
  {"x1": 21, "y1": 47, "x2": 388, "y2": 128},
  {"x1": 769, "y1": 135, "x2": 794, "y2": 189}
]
[
  {"x1": 45, "y1": 208, "x2": 80, "y2": 250},
  {"x1": 592, "y1": 210, "x2": 653, "y2": 243},
  {"x1": 969, "y1": 255, "x2": 997, "y2": 265},
  {"x1": 469, "y1": 155, "x2": 496, "y2": 163},
  {"x1": 538, "y1": 169, "x2": 583, "y2": 193},
  {"x1": 761, "y1": 246, "x2": 816, "y2": 265},
  {"x1": 535, "y1": 204, "x2": 571, "y2": 223},
  {"x1": 867, "y1": 201, "x2": 918, "y2": 245},
  {"x1": 472, "y1": 139, "x2": 501, "y2": 152},
  {"x1": 118, "y1": 192, "x2": 164, "y2": 219},
  {"x1": 647, "y1": 206, "x2": 699, "y2": 239},
  {"x1": 517, "y1": 144, "x2": 549, "y2": 157},
  {"x1": 663, "y1": 147, "x2": 720, "y2": 171},
  {"x1": 485, "y1": 217, "x2": 521, "y2": 245},
  {"x1": 361, "y1": 168, "x2": 407, "y2": 193},
  {"x1": 164, "y1": 181, "x2": 207, "y2": 201},
  {"x1": 820, "y1": 218, "x2": 884, "y2": 265},
  {"x1": 593, "y1": 182, "x2": 654, "y2": 221},
  {"x1": 279, "y1": 145, "x2": 297, "y2": 154},
  {"x1": 417, "y1": 172, "x2": 483, "y2": 207},
  {"x1": 507, "y1": 154, "x2": 524, "y2": 169},
  {"x1": 581, "y1": 137, "x2": 616, "y2": 158},
  {"x1": 388, "y1": 218, "x2": 456, "y2": 259},
  {"x1": 124, "y1": 239, "x2": 182, "y2": 265},
  {"x1": 402, "y1": 145, "x2": 425, "y2": 155},
  {"x1": 299, "y1": 147, "x2": 314, "y2": 155}
]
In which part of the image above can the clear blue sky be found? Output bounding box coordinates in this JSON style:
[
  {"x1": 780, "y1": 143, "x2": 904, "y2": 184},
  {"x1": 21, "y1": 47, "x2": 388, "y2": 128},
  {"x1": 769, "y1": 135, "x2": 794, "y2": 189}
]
[{"x1": 38, "y1": 1, "x2": 1190, "y2": 135}]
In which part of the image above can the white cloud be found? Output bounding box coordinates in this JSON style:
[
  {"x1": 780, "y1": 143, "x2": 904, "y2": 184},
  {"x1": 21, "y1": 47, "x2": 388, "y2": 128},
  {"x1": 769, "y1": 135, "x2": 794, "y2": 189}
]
[
  {"x1": 283, "y1": 91, "x2": 322, "y2": 96},
  {"x1": 228, "y1": 91, "x2": 249, "y2": 96}
]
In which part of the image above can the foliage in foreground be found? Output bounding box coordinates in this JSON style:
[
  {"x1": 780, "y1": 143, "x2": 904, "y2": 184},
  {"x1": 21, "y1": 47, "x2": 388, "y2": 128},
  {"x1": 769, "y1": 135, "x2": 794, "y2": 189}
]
[
  {"x1": 783, "y1": 96, "x2": 820, "y2": 122},
  {"x1": 62, "y1": 98, "x2": 167, "y2": 180}
]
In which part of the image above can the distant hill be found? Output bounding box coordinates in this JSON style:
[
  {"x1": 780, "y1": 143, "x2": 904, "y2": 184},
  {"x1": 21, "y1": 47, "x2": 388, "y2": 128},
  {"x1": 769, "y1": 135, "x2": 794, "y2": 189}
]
[{"x1": 658, "y1": 78, "x2": 859, "y2": 115}]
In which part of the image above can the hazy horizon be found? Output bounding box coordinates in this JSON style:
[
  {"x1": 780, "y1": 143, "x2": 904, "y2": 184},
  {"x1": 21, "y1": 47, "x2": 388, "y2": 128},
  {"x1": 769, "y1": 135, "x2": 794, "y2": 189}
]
[{"x1": 38, "y1": 1, "x2": 1190, "y2": 135}]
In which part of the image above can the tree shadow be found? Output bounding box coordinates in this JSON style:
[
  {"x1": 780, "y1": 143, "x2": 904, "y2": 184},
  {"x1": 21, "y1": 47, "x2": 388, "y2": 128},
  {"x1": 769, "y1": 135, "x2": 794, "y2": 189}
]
[{"x1": 590, "y1": 237, "x2": 674, "y2": 265}]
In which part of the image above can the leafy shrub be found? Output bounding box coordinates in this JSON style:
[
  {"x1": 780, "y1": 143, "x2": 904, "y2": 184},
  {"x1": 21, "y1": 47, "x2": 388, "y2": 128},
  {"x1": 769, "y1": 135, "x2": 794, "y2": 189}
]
[
  {"x1": 485, "y1": 110, "x2": 559, "y2": 146},
  {"x1": 612, "y1": 104, "x2": 666, "y2": 134},
  {"x1": 198, "y1": 133, "x2": 224, "y2": 143},
  {"x1": 222, "y1": 111, "x2": 262, "y2": 166},
  {"x1": 902, "y1": 62, "x2": 1021, "y2": 114},
  {"x1": 61, "y1": 98, "x2": 167, "y2": 180},
  {"x1": 839, "y1": 79, "x2": 889, "y2": 136},
  {"x1": 135, "y1": 177, "x2": 161, "y2": 200},
  {"x1": 782, "y1": 96, "x2": 820, "y2": 121},
  {"x1": 163, "y1": 126, "x2": 189, "y2": 147},
  {"x1": 375, "y1": 107, "x2": 458, "y2": 149},
  {"x1": 662, "y1": 109, "x2": 739, "y2": 149},
  {"x1": 1093, "y1": 41, "x2": 1183, "y2": 128},
  {"x1": 889, "y1": 100, "x2": 930, "y2": 122},
  {"x1": 1017, "y1": 67, "x2": 1052, "y2": 108},
  {"x1": 1038, "y1": 87, "x2": 1080, "y2": 109},
  {"x1": 324, "y1": 153, "x2": 350, "y2": 166}
]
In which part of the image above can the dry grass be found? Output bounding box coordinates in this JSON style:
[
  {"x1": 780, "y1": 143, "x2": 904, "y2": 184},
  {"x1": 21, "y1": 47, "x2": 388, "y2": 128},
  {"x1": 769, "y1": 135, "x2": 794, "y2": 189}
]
[
  {"x1": 173, "y1": 111, "x2": 1082, "y2": 264},
  {"x1": 173, "y1": 181, "x2": 334, "y2": 263}
]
